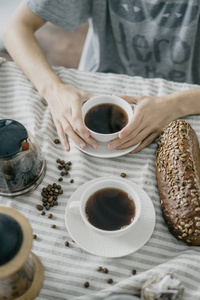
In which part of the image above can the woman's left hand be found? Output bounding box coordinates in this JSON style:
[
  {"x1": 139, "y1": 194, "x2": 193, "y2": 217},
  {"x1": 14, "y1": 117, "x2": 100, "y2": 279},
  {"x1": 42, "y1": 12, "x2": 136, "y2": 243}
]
[{"x1": 108, "y1": 94, "x2": 180, "y2": 153}]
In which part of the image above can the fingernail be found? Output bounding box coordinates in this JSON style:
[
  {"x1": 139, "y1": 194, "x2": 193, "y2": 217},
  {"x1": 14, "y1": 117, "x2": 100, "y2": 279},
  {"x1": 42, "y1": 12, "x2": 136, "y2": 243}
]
[
  {"x1": 92, "y1": 143, "x2": 97, "y2": 149},
  {"x1": 80, "y1": 143, "x2": 85, "y2": 149},
  {"x1": 108, "y1": 143, "x2": 114, "y2": 149},
  {"x1": 65, "y1": 146, "x2": 69, "y2": 151}
]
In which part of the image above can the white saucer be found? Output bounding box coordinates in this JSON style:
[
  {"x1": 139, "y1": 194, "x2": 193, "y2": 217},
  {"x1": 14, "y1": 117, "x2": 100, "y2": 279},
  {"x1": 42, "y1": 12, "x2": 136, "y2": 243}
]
[
  {"x1": 74, "y1": 141, "x2": 140, "y2": 158},
  {"x1": 65, "y1": 177, "x2": 156, "y2": 258}
]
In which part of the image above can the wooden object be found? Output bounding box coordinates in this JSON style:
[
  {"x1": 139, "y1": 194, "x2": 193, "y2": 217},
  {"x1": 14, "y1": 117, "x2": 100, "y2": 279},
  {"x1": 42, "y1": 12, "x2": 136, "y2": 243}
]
[{"x1": 0, "y1": 207, "x2": 44, "y2": 299}]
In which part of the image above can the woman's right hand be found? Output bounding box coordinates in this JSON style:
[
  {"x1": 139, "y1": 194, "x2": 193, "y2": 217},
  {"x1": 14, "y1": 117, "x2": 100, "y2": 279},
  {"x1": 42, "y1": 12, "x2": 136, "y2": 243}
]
[{"x1": 45, "y1": 82, "x2": 98, "y2": 151}]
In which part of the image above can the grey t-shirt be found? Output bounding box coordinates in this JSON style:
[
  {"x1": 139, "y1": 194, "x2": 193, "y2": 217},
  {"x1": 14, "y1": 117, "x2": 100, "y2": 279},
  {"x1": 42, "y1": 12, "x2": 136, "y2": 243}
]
[{"x1": 26, "y1": 0, "x2": 200, "y2": 84}]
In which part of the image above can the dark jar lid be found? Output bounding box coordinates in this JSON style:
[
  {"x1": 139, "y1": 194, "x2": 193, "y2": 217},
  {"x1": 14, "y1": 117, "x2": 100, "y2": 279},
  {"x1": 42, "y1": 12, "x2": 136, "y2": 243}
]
[
  {"x1": 0, "y1": 213, "x2": 23, "y2": 266},
  {"x1": 0, "y1": 119, "x2": 28, "y2": 159}
]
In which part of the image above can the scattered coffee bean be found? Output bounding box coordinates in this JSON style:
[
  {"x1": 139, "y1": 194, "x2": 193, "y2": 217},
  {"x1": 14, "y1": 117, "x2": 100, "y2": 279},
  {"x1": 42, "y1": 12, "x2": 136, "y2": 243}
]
[
  {"x1": 51, "y1": 224, "x2": 56, "y2": 228},
  {"x1": 70, "y1": 179, "x2": 74, "y2": 183},
  {"x1": 58, "y1": 177, "x2": 63, "y2": 182},
  {"x1": 103, "y1": 268, "x2": 108, "y2": 274},
  {"x1": 97, "y1": 266, "x2": 102, "y2": 272},
  {"x1": 48, "y1": 213, "x2": 53, "y2": 219},
  {"x1": 120, "y1": 173, "x2": 126, "y2": 178},
  {"x1": 56, "y1": 158, "x2": 60, "y2": 163},
  {"x1": 65, "y1": 241, "x2": 70, "y2": 247},
  {"x1": 107, "y1": 278, "x2": 113, "y2": 284},
  {"x1": 33, "y1": 234, "x2": 37, "y2": 239},
  {"x1": 36, "y1": 204, "x2": 43, "y2": 211},
  {"x1": 84, "y1": 281, "x2": 89, "y2": 288},
  {"x1": 131, "y1": 269, "x2": 136, "y2": 275},
  {"x1": 41, "y1": 211, "x2": 45, "y2": 216},
  {"x1": 39, "y1": 182, "x2": 63, "y2": 211},
  {"x1": 54, "y1": 139, "x2": 60, "y2": 144}
]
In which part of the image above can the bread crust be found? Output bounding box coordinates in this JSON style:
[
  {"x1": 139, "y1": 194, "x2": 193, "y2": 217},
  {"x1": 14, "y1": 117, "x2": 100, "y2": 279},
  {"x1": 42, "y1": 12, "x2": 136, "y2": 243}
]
[{"x1": 156, "y1": 120, "x2": 200, "y2": 245}]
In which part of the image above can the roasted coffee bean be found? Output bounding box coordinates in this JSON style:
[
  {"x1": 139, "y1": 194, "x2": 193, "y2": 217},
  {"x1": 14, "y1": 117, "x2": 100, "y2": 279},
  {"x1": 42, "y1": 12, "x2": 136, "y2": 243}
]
[
  {"x1": 97, "y1": 266, "x2": 102, "y2": 272},
  {"x1": 70, "y1": 179, "x2": 74, "y2": 183},
  {"x1": 33, "y1": 234, "x2": 37, "y2": 239},
  {"x1": 53, "y1": 196, "x2": 58, "y2": 200},
  {"x1": 42, "y1": 198, "x2": 48, "y2": 202},
  {"x1": 57, "y1": 185, "x2": 61, "y2": 189},
  {"x1": 60, "y1": 160, "x2": 65, "y2": 165},
  {"x1": 54, "y1": 201, "x2": 58, "y2": 205},
  {"x1": 50, "y1": 202, "x2": 54, "y2": 207},
  {"x1": 107, "y1": 278, "x2": 113, "y2": 284},
  {"x1": 131, "y1": 269, "x2": 136, "y2": 275},
  {"x1": 58, "y1": 177, "x2": 63, "y2": 182},
  {"x1": 56, "y1": 158, "x2": 60, "y2": 163},
  {"x1": 65, "y1": 164, "x2": 70, "y2": 170},
  {"x1": 42, "y1": 188, "x2": 47, "y2": 192},
  {"x1": 58, "y1": 165, "x2": 63, "y2": 170},
  {"x1": 103, "y1": 268, "x2": 108, "y2": 274},
  {"x1": 48, "y1": 198, "x2": 53, "y2": 203},
  {"x1": 41, "y1": 211, "x2": 45, "y2": 216},
  {"x1": 46, "y1": 205, "x2": 50, "y2": 210},
  {"x1": 48, "y1": 213, "x2": 53, "y2": 219},
  {"x1": 53, "y1": 183, "x2": 57, "y2": 188},
  {"x1": 66, "y1": 161, "x2": 71, "y2": 165},
  {"x1": 54, "y1": 139, "x2": 60, "y2": 144},
  {"x1": 65, "y1": 241, "x2": 69, "y2": 247},
  {"x1": 58, "y1": 189, "x2": 63, "y2": 194},
  {"x1": 84, "y1": 282, "x2": 89, "y2": 288},
  {"x1": 36, "y1": 204, "x2": 43, "y2": 211},
  {"x1": 61, "y1": 171, "x2": 65, "y2": 176},
  {"x1": 51, "y1": 224, "x2": 56, "y2": 228},
  {"x1": 120, "y1": 173, "x2": 127, "y2": 178},
  {"x1": 64, "y1": 171, "x2": 69, "y2": 175}
]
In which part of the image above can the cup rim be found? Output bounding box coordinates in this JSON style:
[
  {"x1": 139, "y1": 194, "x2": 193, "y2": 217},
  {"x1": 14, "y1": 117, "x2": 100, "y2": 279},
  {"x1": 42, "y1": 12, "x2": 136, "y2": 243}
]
[
  {"x1": 79, "y1": 178, "x2": 141, "y2": 236},
  {"x1": 82, "y1": 95, "x2": 133, "y2": 137}
]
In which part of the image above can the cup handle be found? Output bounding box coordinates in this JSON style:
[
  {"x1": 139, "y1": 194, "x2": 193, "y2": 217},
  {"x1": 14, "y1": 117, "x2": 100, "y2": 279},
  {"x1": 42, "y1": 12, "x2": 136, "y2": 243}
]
[{"x1": 68, "y1": 201, "x2": 80, "y2": 215}]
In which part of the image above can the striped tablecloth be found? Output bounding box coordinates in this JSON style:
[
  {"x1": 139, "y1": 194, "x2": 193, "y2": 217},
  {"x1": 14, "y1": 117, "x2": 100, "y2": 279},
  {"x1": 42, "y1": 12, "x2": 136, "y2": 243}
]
[{"x1": 1, "y1": 59, "x2": 200, "y2": 300}]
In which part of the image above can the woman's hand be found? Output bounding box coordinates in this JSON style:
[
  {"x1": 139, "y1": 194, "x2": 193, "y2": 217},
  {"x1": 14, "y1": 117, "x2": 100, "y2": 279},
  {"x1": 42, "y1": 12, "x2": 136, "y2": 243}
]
[
  {"x1": 108, "y1": 94, "x2": 181, "y2": 153},
  {"x1": 46, "y1": 83, "x2": 98, "y2": 151}
]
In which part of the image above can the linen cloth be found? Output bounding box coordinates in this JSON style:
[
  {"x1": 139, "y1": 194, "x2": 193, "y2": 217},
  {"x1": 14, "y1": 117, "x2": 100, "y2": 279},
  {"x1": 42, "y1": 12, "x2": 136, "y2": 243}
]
[{"x1": 0, "y1": 60, "x2": 200, "y2": 300}]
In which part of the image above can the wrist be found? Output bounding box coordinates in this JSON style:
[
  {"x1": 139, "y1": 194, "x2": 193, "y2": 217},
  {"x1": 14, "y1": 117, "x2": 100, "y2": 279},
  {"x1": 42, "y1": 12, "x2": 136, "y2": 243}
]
[{"x1": 37, "y1": 73, "x2": 64, "y2": 101}]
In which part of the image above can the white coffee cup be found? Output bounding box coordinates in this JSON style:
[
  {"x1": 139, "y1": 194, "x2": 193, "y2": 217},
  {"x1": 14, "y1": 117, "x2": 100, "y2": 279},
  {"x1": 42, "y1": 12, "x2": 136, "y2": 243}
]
[
  {"x1": 82, "y1": 95, "x2": 133, "y2": 143},
  {"x1": 69, "y1": 178, "x2": 141, "y2": 237}
]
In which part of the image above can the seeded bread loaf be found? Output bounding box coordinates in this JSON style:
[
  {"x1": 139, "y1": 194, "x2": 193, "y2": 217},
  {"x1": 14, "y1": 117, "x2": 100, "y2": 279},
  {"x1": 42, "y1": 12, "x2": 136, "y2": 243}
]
[{"x1": 156, "y1": 120, "x2": 200, "y2": 245}]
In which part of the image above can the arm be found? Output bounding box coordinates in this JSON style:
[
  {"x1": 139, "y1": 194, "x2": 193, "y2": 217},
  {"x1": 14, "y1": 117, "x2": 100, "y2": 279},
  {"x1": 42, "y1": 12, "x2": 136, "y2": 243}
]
[
  {"x1": 108, "y1": 88, "x2": 200, "y2": 153},
  {"x1": 2, "y1": 3, "x2": 97, "y2": 151}
]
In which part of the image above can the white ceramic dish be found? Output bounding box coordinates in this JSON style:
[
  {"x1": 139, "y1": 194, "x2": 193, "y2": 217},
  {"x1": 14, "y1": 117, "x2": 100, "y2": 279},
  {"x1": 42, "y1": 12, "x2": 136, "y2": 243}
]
[
  {"x1": 65, "y1": 177, "x2": 156, "y2": 258},
  {"x1": 74, "y1": 140, "x2": 140, "y2": 158}
]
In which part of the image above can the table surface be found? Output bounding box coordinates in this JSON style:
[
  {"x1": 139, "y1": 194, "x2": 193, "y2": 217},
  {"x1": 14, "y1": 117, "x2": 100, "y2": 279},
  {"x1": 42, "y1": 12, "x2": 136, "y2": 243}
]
[{"x1": 1, "y1": 59, "x2": 200, "y2": 300}]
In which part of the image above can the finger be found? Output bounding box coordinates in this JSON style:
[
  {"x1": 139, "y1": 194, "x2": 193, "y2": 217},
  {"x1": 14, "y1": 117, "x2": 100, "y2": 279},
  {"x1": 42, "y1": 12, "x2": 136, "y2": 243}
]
[
  {"x1": 119, "y1": 108, "x2": 144, "y2": 139},
  {"x1": 56, "y1": 121, "x2": 70, "y2": 151},
  {"x1": 61, "y1": 118, "x2": 87, "y2": 150},
  {"x1": 115, "y1": 126, "x2": 156, "y2": 150},
  {"x1": 130, "y1": 132, "x2": 158, "y2": 153},
  {"x1": 116, "y1": 94, "x2": 149, "y2": 104}
]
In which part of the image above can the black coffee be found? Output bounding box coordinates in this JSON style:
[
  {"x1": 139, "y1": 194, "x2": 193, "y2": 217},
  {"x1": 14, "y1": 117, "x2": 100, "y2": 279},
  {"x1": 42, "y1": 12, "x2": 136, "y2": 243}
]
[
  {"x1": 84, "y1": 103, "x2": 128, "y2": 134},
  {"x1": 85, "y1": 188, "x2": 135, "y2": 231}
]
